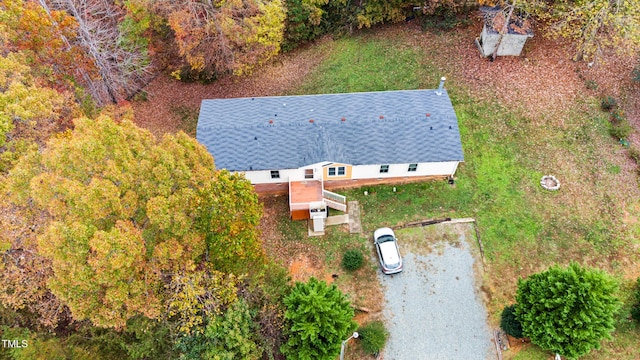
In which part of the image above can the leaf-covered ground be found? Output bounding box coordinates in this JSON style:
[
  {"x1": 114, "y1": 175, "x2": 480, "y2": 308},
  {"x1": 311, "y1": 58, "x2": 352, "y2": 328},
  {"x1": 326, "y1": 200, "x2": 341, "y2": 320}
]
[{"x1": 132, "y1": 21, "x2": 638, "y2": 143}]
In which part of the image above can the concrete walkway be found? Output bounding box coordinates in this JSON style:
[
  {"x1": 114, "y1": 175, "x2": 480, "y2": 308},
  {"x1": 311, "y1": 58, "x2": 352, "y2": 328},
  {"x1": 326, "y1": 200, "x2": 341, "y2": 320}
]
[{"x1": 348, "y1": 201, "x2": 362, "y2": 234}]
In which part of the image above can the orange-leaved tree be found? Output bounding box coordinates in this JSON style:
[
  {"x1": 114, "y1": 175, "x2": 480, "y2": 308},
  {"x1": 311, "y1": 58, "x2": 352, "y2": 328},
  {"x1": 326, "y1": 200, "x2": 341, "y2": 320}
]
[
  {"x1": 154, "y1": 0, "x2": 285, "y2": 80},
  {"x1": 0, "y1": 0, "x2": 91, "y2": 95}
]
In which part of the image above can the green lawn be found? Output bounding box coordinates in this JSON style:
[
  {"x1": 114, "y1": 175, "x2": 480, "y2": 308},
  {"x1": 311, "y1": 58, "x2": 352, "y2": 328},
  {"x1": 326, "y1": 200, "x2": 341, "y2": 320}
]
[{"x1": 288, "y1": 30, "x2": 640, "y2": 359}]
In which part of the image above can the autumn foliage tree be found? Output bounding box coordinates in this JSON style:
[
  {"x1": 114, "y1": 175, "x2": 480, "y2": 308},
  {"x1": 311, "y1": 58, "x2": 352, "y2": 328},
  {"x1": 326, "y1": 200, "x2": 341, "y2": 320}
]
[
  {"x1": 0, "y1": 0, "x2": 85, "y2": 91},
  {"x1": 1, "y1": 0, "x2": 153, "y2": 106},
  {"x1": 1, "y1": 115, "x2": 263, "y2": 329},
  {"x1": 519, "y1": 0, "x2": 640, "y2": 61},
  {"x1": 154, "y1": 0, "x2": 286, "y2": 80},
  {"x1": 0, "y1": 52, "x2": 74, "y2": 171}
]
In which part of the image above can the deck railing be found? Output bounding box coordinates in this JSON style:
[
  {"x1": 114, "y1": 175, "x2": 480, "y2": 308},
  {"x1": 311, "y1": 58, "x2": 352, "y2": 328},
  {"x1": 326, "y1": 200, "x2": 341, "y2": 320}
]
[
  {"x1": 290, "y1": 202, "x2": 311, "y2": 211},
  {"x1": 324, "y1": 198, "x2": 347, "y2": 212},
  {"x1": 322, "y1": 190, "x2": 346, "y2": 204}
]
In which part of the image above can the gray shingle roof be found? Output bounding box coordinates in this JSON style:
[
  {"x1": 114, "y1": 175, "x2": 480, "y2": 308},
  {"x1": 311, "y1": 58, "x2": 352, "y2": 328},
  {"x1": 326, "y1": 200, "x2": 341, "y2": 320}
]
[{"x1": 196, "y1": 89, "x2": 464, "y2": 171}]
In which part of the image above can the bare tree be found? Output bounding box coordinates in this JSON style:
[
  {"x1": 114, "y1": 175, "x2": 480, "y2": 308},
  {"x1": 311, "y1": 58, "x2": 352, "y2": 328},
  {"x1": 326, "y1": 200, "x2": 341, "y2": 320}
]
[{"x1": 42, "y1": 0, "x2": 153, "y2": 105}]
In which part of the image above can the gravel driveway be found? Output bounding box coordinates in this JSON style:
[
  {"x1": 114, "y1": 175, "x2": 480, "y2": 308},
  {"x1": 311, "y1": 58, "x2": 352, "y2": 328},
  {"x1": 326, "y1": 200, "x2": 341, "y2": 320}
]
[{"x1": 378, "y1": 224, "x2": 495, "y2": 360}]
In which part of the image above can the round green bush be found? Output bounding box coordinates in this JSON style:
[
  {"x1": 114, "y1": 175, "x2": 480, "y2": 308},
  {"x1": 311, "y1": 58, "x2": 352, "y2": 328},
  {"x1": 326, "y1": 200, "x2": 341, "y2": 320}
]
[
  {"x1": 500, "y1": 304, "x2": 523, "y2": 338},
  {"x1": 357, "y1": 320, "x2": 388, "y2": 355},
  {"x1": 341, "y1": 249, "x2": 364, "y2": 271}
]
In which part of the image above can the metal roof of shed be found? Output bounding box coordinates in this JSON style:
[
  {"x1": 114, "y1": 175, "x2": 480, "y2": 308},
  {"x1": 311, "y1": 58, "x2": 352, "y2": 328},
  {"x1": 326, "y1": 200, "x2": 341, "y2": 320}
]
[{"x1": 196, "y1": 89, "x2": 464, "y2": 171}]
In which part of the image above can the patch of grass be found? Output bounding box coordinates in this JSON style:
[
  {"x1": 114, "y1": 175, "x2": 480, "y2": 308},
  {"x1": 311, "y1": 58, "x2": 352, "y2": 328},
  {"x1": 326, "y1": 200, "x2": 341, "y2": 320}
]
[
  {"x1": 512, "y1": 345, "x2": 550, "y2": 360},
  {"x1": 607, "y1": 164, "x2": 621, "y2": 175},
  {"x1": 170, "y1": 104, "x2": 199, "y2": 136},
  {"x1": 275, "y1": 211, "x2": 308, "y2": 244},
  {"x1": 274, "y1": 209, "x2": 366, "y2": 269},
  {"x1": 395, "y1": 225, "x2": 465, "y2": 256},
  {"x1": 291, "y1": 36, "x2": 434, "y2": 95},
  {"x1": 322, "y1": 227, "x2": 368, "y2": 266},
  {"x1": 609, "y1": 120, "x2": 633, "y2": 140}
]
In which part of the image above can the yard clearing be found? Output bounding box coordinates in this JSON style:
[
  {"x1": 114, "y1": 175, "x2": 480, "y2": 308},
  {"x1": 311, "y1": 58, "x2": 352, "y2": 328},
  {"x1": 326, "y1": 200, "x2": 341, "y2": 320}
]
[{"x1": 379, "y1": 223, "x2": 494, "y2": 360}]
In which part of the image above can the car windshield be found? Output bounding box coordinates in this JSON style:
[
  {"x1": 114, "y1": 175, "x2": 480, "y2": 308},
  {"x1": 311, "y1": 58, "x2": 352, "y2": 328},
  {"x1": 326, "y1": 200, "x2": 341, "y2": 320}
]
[{"x1": 377, "y1": 235, "x2": 395, "y2": 244}]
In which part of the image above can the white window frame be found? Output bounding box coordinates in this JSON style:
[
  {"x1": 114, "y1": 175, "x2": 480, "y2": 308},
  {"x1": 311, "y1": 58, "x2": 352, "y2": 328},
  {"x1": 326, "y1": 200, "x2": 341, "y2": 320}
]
[
  {"x1": 380, "y1": 165, "x2": 390, "y2": 173},
  {"x1": 304, "y1": 169, "x2": 314, "y2": 179},
  {"x1": 270, "y1": 170, "x2": 280, "y2": 179},
  {"x1": 327, "y1": 166, "x2": 346, "y2": 177},
  {"x1": 408, "y1": 163, "x2": 418, "y2": 172}
]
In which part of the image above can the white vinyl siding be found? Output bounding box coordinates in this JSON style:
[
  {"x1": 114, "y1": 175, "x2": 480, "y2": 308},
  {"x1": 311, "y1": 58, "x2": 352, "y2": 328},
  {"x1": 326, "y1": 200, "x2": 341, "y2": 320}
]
[
  {"x1": 350, "y1": 162, "x2": 459, "y2": 179},
  {"x1": 239, "y1": 161, "x2": 460, "y2": 184},
  {"x1": 241, "y1": 169, "x2": 303, "y2": 184}
]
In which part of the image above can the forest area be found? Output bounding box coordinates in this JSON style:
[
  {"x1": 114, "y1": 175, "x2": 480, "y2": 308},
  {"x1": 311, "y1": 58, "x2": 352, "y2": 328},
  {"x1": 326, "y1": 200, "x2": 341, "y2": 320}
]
[{"x1": 1, "y1": 0, "x2": 640, "y2": 359}]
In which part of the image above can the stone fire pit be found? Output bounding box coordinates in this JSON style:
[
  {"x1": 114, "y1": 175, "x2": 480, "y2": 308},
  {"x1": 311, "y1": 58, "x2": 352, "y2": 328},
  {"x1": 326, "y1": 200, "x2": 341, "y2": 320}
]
[{"x1": 540, "y1": 175, "x2": 560, "y2": 191}]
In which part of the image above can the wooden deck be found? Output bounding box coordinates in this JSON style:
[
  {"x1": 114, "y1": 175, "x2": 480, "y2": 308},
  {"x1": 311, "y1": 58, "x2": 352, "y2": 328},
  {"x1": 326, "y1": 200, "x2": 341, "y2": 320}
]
[{"x1": 289, "y1": 180, "x2": 323, "y2": 204}]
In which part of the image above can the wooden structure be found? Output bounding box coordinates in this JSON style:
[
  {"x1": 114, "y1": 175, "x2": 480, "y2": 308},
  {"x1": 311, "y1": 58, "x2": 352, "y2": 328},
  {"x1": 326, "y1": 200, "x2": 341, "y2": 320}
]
[
  {"x1": 288, "y1": 172, "x2": 347, "y2": 232},
  {"x1": 476, "y1": 23, "x2": 533, "y2": 57}
]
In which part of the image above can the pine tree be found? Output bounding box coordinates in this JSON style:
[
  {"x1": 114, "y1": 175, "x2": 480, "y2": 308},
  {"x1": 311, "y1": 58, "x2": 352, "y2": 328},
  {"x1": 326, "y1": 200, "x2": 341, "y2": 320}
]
[{"x1": 281, "y1": 277, "x2": 357, "y2": 360}]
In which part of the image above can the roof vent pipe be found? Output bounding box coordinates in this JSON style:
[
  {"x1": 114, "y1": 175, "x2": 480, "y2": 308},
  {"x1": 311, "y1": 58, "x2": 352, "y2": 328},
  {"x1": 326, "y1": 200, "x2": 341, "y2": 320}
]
[{"x1": 436, "y1": 77, "x2": 446, "y2": 96}]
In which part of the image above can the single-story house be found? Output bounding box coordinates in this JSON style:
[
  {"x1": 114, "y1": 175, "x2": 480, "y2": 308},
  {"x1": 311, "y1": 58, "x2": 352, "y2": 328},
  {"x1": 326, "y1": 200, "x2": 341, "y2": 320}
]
[{"x1": 196, "y1": 84, "x2": 464, "y2": 229}]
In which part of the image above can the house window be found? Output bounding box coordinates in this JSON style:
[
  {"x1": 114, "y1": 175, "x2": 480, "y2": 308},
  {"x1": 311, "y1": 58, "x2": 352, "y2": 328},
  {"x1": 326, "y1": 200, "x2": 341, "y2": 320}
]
[
  {"x1": 270, "y1": 170, "x2": 280, "y2": 179},
  {"x1": 327, "y1": 166, "x2": 346, "y2": 177},
  {"x1": 408, "y1": 163, "x2": 418, "y2": 172},
  {"x1": 305, "y1": 169, "x2": 314, "y2": 179},
  {"x1": 380, "y1": 165, "x2": 390, "y2": 173}
]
